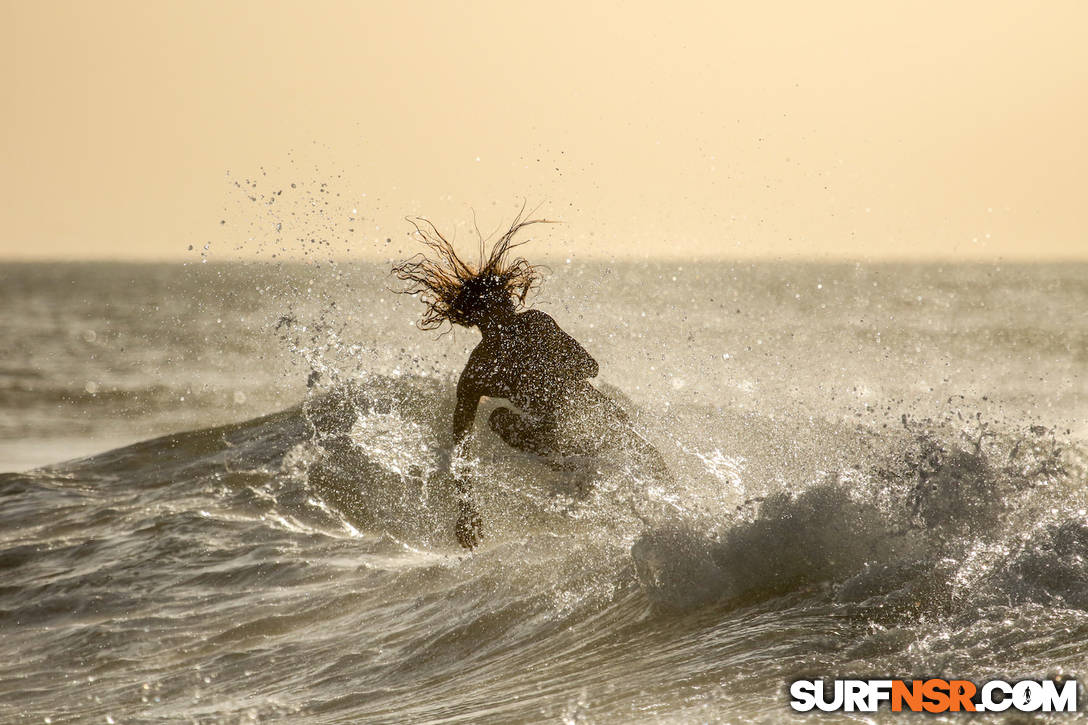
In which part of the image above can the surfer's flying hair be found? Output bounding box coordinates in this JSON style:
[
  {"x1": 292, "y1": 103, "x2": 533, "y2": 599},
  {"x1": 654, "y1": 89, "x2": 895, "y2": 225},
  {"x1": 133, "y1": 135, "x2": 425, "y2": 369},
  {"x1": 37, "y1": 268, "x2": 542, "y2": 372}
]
[{"x1": 392, "y1": 209, "x2": 552, "y2": 330}]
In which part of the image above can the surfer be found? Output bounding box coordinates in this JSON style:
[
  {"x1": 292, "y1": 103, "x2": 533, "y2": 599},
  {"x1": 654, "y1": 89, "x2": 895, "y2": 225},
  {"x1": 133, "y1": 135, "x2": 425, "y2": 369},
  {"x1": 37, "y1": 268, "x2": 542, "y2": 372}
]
[{"x1": 393, "y1": 210, "x2": 668, "y2": 549}]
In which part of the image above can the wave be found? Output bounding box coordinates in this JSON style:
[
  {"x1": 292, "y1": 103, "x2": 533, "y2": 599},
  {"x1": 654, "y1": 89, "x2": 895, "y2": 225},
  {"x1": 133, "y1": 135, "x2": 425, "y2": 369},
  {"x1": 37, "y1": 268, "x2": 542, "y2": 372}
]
[
  {"x1": 19, "y1": 375, "x2": 1081, "y2": 621},
  {"x1": 633, "y1": 410, "x2": 1086, "y2": 620},
  {"x1": 3, "y1": 374, "x2": 1087, "y2": 722}
]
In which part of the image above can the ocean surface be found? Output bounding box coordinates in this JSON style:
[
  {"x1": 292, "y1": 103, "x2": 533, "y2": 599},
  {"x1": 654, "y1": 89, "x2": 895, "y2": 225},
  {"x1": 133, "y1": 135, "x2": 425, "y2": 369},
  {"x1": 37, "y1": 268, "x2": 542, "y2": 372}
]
[{"x1": 1, "y1": 260, "x2": 1086, "y2": 723}]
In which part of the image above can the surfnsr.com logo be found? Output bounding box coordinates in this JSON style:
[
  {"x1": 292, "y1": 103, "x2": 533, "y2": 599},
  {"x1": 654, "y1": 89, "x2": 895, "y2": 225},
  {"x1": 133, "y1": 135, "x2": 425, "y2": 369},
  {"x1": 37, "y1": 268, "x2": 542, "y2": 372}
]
[{"x1": 789, "y1": 679, "x2": 1078, "y2": 713}]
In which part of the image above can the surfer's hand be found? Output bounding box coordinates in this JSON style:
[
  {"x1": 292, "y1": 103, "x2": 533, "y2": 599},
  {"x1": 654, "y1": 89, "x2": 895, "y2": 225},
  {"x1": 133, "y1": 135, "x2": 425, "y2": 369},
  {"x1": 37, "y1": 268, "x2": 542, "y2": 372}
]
[{"x1": 455, "y1": 498, "x2": 482, "y2": 550}]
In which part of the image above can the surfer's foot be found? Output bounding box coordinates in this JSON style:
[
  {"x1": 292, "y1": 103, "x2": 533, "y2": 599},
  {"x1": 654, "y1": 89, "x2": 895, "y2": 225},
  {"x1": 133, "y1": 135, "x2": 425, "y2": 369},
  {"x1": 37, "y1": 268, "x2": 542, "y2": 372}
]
[{"x1": 456, "y1": 501, "x2": 482, "y2": 550}]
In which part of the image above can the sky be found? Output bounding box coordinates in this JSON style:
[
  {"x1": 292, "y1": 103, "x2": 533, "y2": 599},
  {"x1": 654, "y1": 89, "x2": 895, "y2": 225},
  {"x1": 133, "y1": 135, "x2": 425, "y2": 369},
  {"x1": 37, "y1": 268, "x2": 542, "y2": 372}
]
[{"x1": 2, "y1": 0, "x2": 1086, "y2": 261}]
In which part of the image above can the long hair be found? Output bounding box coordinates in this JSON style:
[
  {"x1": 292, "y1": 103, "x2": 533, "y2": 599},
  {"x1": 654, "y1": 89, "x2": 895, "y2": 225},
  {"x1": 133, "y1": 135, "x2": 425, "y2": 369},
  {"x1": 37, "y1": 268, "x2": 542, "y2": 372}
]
[{"x1": 392, "y1": 209, "x2": 552, "y2": 330}]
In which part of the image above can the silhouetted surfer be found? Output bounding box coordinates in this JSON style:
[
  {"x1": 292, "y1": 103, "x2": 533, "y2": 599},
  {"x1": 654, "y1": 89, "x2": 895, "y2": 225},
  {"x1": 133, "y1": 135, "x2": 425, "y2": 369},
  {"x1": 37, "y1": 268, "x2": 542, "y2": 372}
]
[{"x1": 393, "y1": 211, "x2": 668, "y2": 549}]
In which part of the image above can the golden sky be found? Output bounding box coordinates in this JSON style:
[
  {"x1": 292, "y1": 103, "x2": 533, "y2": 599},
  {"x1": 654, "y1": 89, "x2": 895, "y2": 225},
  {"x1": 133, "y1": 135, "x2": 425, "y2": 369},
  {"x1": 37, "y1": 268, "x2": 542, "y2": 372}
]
[{"x1": 2, "y1": 0, "x2": 1086, "y2": 260}]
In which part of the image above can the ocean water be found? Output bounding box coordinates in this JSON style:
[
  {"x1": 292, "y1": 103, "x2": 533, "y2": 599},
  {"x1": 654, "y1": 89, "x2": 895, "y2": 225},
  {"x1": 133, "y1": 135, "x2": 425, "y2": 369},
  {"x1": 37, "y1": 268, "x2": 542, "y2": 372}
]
[{"x1": 1, "y1": 260, "x2": 1086, "y2": 723}]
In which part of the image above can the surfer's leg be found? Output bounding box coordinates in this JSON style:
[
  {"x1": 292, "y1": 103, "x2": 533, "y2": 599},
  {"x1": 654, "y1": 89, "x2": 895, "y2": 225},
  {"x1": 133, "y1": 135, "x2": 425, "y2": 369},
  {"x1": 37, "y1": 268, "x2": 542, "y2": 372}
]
[{"x1": 488, "y1": 407, "x2": 559, "y2": 457}]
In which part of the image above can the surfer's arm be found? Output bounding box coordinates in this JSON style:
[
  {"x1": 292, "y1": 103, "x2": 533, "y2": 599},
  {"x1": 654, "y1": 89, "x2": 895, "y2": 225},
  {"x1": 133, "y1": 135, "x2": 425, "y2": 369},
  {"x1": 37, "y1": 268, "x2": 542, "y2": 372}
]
[
  {"x1": 526, "y1": 310, "x2": 599, "y2": 379},
  {"x1": 436, "y1": 369, "x2": 480, "y2": 476},
  {"x1": 452, "y1": 375, "x2": 481, "y2": 447},
  {"x1": 557, "y1": 328, "x2": 598, "y2": 379},
  {"x1": 450, "y1": 370, "x2": 483, "y2": 549},
  {"x1": 570, "y1": 340, "x2": 599, "y2": 379}
]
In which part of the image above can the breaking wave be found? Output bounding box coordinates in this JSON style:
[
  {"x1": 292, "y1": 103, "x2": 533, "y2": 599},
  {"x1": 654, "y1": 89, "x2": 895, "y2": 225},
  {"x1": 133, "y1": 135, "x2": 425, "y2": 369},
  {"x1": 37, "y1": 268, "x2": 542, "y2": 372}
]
[{"x1": 2, "y1": 374, "x2": 1085, "y2": 722}]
